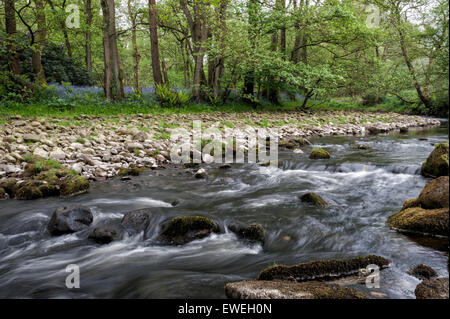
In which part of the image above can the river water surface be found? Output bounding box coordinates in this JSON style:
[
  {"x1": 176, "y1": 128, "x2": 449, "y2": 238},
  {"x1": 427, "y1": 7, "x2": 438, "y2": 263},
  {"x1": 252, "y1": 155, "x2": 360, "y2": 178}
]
[{"x1": 0, "y1": 121, "x2": 448, "y2": 299}]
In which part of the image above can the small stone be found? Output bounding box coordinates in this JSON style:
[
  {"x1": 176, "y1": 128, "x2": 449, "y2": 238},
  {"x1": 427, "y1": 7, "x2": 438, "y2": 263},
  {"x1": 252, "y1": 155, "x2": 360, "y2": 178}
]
[{"x1": 194, "y1": 168, "x2": 207, "y2": 178}]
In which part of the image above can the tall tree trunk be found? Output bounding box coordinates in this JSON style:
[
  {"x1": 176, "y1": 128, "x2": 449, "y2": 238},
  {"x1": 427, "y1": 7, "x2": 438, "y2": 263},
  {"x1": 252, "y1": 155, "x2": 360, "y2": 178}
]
[
  {"x1": 33, "y1": 0, "x2": 46, "y2": 85},
  {"x1": 292, "y1": 0, "x2": 307, "y2": 64},
  {"x1": 148, "y1": 0, "x2": 163, "y2": 85},
  {"x1": 398, "y1": 27, "x2": 432, "y2": 108},
  {"x1": 128, "y1": 0, "x2": 141, "y2": 92},
  {"x1": 243, "y1": 0, "x2": 258, "y2": 103},
  {"x1": 100, "y1": 0, "x2": 124, "y2": 100},
  {"x1": 46, "y1": 0, "x2": 72, "y2": 57},
  {"x1": 85, "y1": 0, "x2": 93, "y2": 75},
  {"x1": 4, "y1": 0, "x2": 21, "y2": 75},
  {"x1": 207, "y1": 0, "x2": 227, "y2": 98}
]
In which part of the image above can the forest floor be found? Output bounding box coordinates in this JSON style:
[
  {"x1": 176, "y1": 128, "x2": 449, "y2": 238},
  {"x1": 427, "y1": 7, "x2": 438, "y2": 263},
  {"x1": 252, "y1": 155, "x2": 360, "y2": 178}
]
[{"x1": 0, "y1": 109, "x2": 441, "y2": 181}]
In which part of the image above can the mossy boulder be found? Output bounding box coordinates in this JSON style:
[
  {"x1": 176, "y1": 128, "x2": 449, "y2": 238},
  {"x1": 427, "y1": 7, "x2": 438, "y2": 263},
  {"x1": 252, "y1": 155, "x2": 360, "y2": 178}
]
[
  {"x1": 290, "y1": 137, "x2": 311, "y2": 147},
  {"x1": 59, "y1": 175, "x2": 89, "y2": 197},
  {"x1": 257, "y1": 255, "x2": 390, "y2": 282},
  {"x1": 408, "y1": 264, "x2": 438, "y2": 280},
  {"x1": 309, "y1": 148, "x2": 331, "y2": 159},
  {"x1": 415, "y1": 278, "x2": 449, "y2": 299},
  {"x1": 117, "y1": 167, "x2": 143, "y2": 176},
  {"x1": 0, "y1": 187, "x2": 9, "y2": 200},
  {"x1": 47, "y1": 206, "x2": 93, "y2": 236},
  {"x1": 15, "y1": 182, "x2": 44, "y2": 200},
  {"x1": 299, "y1": 192, "x2": 328, "y2": 208},
  {"x1": 279, "y1": 141, "x2": 297, "y2": 149},
  {"x1": 402, "y1": 198, "x2": 420, "y2": 210},
  {"x1": 225, "y1": 280, "x2": 367, "y2": 299},
  {"x1": 228, "y1": 222, "x2": 265, "y2": 245},
  {"x1": 158, "y1": 215, "x2": 220, "y2": 245},
  {"x1": 421, "y1": 143, "x2": 449, "y2": 177},
  {"x1": 417, "y1": 176, "x2": 449, "y2": 209},
  {"x1": 388, "y1": 207, "x2": 449, "y2": 237},
  {"x1": 0, "y1": 178, "x2": 19, "y2": 198}
]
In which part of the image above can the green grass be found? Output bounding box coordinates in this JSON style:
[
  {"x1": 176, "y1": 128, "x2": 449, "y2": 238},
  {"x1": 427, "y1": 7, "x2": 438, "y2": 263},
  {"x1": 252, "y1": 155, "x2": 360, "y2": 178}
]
[{"x1": 75, "y1": 138, "x2": 86, "y2": 144}]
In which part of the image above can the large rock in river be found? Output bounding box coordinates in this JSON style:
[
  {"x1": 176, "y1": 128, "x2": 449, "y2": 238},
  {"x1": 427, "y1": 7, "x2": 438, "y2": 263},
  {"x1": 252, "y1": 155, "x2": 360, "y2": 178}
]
[
  {"x1": 257, "y1": 255, "x2": 390, "y2": 282},
  {"x1": 225, "y1": 280, "x2": 367, "y2": 299},
  {"x1": 158, "y1": 215, "x2": 219, "y2": 245},
  {"x1": 388, "y1": 176, "x2": 449, "y2": 237},
  {"x1": 417, "y1": 176, "x2": 449, "y2": 209},
  {"x1": 47, "y1": 206, "x2": 93, "y2": 236},
  {"x1": 415, "y1": 278, "x2": 449, "y2": 299},
  {"x1": 309, "y1": 148, "x2": 330, "y2": 159},
  {"x1": 421, "y1": 142, "x2": 449, "y2": 177},
  {"x1": 299, "y1": 192, "x2": 328, "y2": 208}
]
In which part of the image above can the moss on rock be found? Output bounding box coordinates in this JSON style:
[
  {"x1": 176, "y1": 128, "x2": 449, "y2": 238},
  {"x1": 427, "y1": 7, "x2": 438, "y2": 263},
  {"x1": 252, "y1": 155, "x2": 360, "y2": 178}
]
[
  {"x1": 402, "y1": 198, "x2": 421, "y2": 210},
  {"x1": 59, "y1": 175, "x2": 90, "y2": 197},
  {"x1": 117, "y1": 167, "x2": 143, "y2": 176},
  {"x1": 415, "y1": 278, "x2": 449, "y2": 299},
  {"x1": 0, "y1": 187, "x2": 8, "y2": 200},
  {"x1": 228, "y1": 222, "x2": 265, "y2": 244},
  {"x1": 225, "y1": 280, "x2": 367, "y2": 299},
  {"x1": 300, "y1": 192, "x2": 328, "y2": 208},
  {"x1": 158, "y1": 215, "x2": 220, "y2": 245},
  {"x1": 417, "y1": 176, "x2": 449, "y2": 209},
  {"x1": 388, "y1": 207, "x2": 449, "y2": 237},
  {"x1": 257, "y1": 255, "x2": 390, "y2": 282},
  {"x1": 408, "y1": 264, "x2": 438, "y2": 280},
  {"x1": 309, "y1": 148, "x2": 331, "y2": 159},
  {"x1": 15, "y1": 182, "x2": 43, "y2": 200},
  {"x1": 421, "y1": 142, "x2": 449, "y2": 177}
]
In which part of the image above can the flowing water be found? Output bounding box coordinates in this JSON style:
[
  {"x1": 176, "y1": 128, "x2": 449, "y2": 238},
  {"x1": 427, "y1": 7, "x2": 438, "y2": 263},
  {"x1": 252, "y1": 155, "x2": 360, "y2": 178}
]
[{"x1": 0, "y1": 121, "x2": 448, "y2": 299}]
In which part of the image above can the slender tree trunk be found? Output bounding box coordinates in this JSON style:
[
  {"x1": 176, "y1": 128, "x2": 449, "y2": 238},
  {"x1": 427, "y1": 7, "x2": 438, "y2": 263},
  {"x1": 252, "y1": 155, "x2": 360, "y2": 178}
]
[
  {"x1": 292, "y1": 0, "x2": 307, "y2": 64},
  {"x1": 33, "y1": 0, "x2": 46, "y2": 85},
  {"x1": 4, "y1": 0, "x2": 21, "y2": 75},
  {"x1": 128, "y1": 0, "x2": 141, "y2": 92},
  {"x1": 46, "y1": 0, "x2": 72, "y2": 57},
  {"x1": 85, "y1": 0, "x2": 93, "y2": 75},
  {"x1": 100, "y1": 0, "x2": 124, "y2": 100},
  {"x1": 149, "y1": 0, "x2": 163, "y2": 85},
  {"x1": 243, "y1": 0, "x2": 258, "y2": 103}
]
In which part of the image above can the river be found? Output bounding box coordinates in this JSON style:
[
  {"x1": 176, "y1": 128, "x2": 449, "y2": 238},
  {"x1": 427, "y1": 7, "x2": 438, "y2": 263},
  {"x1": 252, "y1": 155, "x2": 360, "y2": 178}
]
[{"x1": 0, "y1": 121, "x2": 448, "y2": 298}]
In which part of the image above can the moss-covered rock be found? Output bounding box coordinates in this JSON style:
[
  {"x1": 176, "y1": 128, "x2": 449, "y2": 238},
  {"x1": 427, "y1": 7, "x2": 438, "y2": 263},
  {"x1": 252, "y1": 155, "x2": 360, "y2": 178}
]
[
  {"x1": 299, "y1": 192, "x2": 328, "y2": 208},
  {"x1": 117, "y1": 167, "x2": 143, "y2": 176},
  {"x1": 402, "y1": 198, "x2": 420, "y2": 210},
  {"x1": 415, "y1": 278, "x2": 449, "y2": 299},
  {"x1": 257, "y1": 255, "x2": 390, "y2": 282},
  {"x1": 388, "y1": 207, "x2": 449, "y2": 237},
  {"x1": 309, "y1": 148, "x2": 331, "y2": 159},
  {"x1": 408, "y1": 264, "x2": 438, "y2": 280},
  {"x1": 290, "y1": 137, "x2": 311, "y2": 147},
  {"x1": 15, "y1": 182, "x2": 44, "y2": 200},
  {"x1": 356, "y1": 144, "x2": 372, "y2": 150},
  {"x1": 0, "y1": 187, "x2": 8, "y2": 200},
  {"x1": 0, "y1": 178, "x2": 19, "y2": 197},
  {"x1": 279, "y1": 141, "x2": 297, "y2": 149},
  {"x1": 417, "y1": 176, "x2": 449, "y2": 209},
  {"x1": 158, "y1": 215, "x2": 220, "y2": 245},
  {"x1": 421, "y1": 142, "x2": 449, "y2": 177},
  {"x1": 59, "y1": 175, "x2": 89, "y2": 197},
  {"x1": 228, "y1": 222, "x2": 265, "y2": 245},
  {"x1": 225, "y1": 280, "x2": 367, "y2": 299}
]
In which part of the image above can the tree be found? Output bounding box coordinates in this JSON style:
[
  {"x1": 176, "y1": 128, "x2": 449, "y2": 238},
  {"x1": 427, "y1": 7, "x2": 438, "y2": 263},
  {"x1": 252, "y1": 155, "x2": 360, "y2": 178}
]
[
  {"x1": 149, "y1": 0, "x2": 163, "y2": 85},
  {"x1": 4, "y1": 0, "x2": 21, "y2": 75},
  {"x1": 100, "y1": 0, "x2": 124, "y2": 100},
  {"x1": 32, "y1": 0, "x2": 47, "y2": 85}
]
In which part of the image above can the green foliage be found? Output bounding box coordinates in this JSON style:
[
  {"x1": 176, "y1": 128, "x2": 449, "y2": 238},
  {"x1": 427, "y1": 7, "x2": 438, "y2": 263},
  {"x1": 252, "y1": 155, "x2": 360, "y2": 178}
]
[
  {"x1": 156, "y1": 84, "x2": 192, "y2": 108},
  {"x1": 0, "y1": 71, "x2": 34, "y2": 102}
]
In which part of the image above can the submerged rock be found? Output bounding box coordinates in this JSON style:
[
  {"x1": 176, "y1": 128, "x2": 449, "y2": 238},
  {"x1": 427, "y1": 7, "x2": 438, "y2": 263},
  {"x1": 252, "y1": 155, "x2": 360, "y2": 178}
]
[
  {"x1": 158, "y1": 215, "x2": 219, "y2": 245},
  {"x1": 388, "y1": 207, "x2": 449, "y2": 237},
  {"x1": 309, "y1": 148, "x2": 330, "y2": 159},
  {"x1": 299, "y1": 192, "x2": 328, "y2": 208},
  {"x1": 121, "y1": 210, "x2": 151, "y2": 233},
  {"x1": 408, "y1": 264, "x2": 438, "y2": 280},
  {"x1": 89, "y1": 228, "x2": 119, "y2": 244},
  {"x1": 47, "y1": 206, "x2": 93, "y2": 236},
  {"x1": 356, "y1": 144, "x2": 372, "y2": 150},
  {"x1": 421, "y1": 143, "x2": 449, "y2": 177},
  {"x1": 257, "y1": 255, "x2": 390, "y2": 282},
  {"x1": 194, "y1": 168, "x2": 207, "y2": 179},
  {"x1": 415, "y1": 278, "x2": 449, "y2": 299},
  {"x1": 117, "y1": 167, "x2": 143, "y2": 176},
  {"x1": 225, "y1": 280, "x2": 367, "y2": 299},
  {"x1": 228, "y1": 222, "x2": 265, "y2": 245}
]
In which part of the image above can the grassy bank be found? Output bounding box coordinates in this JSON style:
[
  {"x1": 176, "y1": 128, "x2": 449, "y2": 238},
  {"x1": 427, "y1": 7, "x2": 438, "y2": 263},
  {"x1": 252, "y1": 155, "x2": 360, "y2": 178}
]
[{"x1": 0, "y1": 98, "x2": 429, "y2": 119}]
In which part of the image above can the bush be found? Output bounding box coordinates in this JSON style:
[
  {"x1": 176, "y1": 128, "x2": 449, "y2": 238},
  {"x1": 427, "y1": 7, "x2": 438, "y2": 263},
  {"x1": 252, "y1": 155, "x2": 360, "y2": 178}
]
[
  {"x1": 0, "y1": 71, "x2": 34, "y2": 102},
  {"x1": 156, "y1": 84, "x2": 191, "y2": 107}
]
